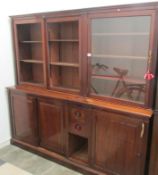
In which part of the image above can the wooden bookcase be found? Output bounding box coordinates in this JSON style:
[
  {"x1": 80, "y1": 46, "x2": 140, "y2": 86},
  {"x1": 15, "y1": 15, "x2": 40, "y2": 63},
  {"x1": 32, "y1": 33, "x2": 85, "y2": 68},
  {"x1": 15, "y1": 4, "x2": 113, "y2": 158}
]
[{"x1": 8, "y1": 2, "x2": 158, "y2": 175}]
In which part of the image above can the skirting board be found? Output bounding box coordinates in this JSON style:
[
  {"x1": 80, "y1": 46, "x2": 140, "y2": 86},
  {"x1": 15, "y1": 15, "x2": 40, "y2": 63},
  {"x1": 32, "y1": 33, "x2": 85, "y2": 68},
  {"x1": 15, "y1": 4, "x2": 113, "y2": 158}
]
[{"x1": 0, "y1": 139, "x2": 10, "y2": 149}]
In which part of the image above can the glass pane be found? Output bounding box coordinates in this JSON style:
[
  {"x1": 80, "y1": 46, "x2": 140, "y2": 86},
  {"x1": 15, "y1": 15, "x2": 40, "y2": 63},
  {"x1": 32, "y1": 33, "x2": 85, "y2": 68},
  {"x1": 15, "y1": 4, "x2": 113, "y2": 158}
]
[
  {"x1": 47, "y1": 20, "x2": 80, "y2": 91},
  {"x1": 90, "y1": 16, "x2": 151, "y2": 104},
  {"x1": 47, "y1": 21, "x2": 79, "y2": 64},
  {"x1": 17, "y1": 23, "x2": 45, "y2": 86}
]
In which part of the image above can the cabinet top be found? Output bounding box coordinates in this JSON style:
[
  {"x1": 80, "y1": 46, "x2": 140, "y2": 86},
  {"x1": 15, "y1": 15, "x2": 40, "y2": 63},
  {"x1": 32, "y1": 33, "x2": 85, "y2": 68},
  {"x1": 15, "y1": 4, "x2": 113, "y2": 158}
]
[
  {"x1": 8, "y1": 86, "x2": 153, "y2": 119},
  {"x1": 10, "y1": 2, "x2": 158, "y2": 19}
]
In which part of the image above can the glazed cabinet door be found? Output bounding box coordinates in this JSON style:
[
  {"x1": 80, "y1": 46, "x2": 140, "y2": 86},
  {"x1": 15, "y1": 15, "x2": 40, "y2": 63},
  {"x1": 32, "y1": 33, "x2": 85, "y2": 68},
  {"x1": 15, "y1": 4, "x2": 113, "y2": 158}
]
[
  {"x1": 10, "y1": 92, "x2": 39, "y2": 145},
  {"x1": 92, "y1": 110, "x2": 148, "y2": 175},
  {"x1": 88, "y1": 11, "x2": 156, "y2": 106},
  {"x1": 13, "y1": 18, "x2": 46, "y2": 87},
  {"x1": 46, "y1": 16, "x2": 81, "y2": 94},
  {"x1": 38, "y1": 98, "x2": 64, "y2": 154}
]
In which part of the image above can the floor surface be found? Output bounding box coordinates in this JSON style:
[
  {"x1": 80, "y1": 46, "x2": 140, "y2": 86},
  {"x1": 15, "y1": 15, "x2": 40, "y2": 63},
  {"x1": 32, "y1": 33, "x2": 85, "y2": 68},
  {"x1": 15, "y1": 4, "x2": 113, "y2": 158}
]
[{"x1": 0, "y1": 145, "x2": 83, "y2": 175}]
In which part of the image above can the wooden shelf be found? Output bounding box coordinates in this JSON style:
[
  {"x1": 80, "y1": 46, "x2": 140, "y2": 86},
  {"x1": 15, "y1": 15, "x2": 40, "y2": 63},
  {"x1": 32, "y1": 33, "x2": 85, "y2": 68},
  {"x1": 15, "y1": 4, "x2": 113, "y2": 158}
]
[
  {"x1": 20, "y1": 59, "x2": 44, "y2": 64},
  {"x1": 70, "y1": 144, "x2": 88, "y2": 163},
  {"x1": 52, "y1": 86, "x2": 79, "y2": 93},
  {"x1": 49, "y1": 39, "x2": 79, "y2": 42},
  {"x1": 20, "y1": 81, "x2": 44, "y2": 86},
  {"x1": 50, "y1": 62, "x2": 79, "y2": 67},
  {"x1": 92, "y1": 32, "x2": 149, "y2": 36},
  {"x1": 20, "y1": 41, "x2": 42, "y2": 43},
  {"x1": 92, "y1": 74, "x2": 145, "y2": 84},
  {"x1": 92, "y1": 54, "x2": 146, "y2": 60},
  {"x1": 91, "y1": 92, "x2": 144, "y2": 104}
]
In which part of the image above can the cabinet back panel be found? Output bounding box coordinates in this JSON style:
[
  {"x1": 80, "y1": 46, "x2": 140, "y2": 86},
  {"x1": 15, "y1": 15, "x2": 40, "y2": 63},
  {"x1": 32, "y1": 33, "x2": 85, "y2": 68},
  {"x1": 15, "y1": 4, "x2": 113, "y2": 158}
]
[
  {"x1": 17, "y1": 24, "x2": 41, "y2": 41},
  {"x1": 20, "y1": 63, "x2": 44, "y2": 84},
  {"x1": 50, "y1": 66, "x2": 79, "y2": 89},
  {"x1": 31, "y1": 44, "x2": 43, "y2": 60}
]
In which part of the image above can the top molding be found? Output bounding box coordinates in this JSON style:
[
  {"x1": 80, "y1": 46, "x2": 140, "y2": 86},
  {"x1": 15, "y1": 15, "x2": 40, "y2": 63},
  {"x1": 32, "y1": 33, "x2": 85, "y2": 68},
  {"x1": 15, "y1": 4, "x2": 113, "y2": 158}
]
[{"x1": 10, "y1": 1, "x2": 158, "y2": 19}]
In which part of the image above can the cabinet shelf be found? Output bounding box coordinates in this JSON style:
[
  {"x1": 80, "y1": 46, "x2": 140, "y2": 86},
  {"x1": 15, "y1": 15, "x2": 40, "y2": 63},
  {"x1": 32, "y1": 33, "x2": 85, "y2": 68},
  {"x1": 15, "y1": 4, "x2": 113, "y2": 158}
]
[
  {"x1": 52, "y1": 86, "x2": 79, "y2": 93},
  {"x1": 92, "y1": 74, "x2": 145, "y2": 84},
  {"x1": 20, "y1": 81, "x2": 44, "y2": 86},
  {"x1": 20, "y1": 59, "x2": 44, "y2": 64},
  {"x1": 92, "y1": 54, "x2": 146, "y2": 60},
  {"x1": 92, "y1": 32, "x2": 149, "y2": 36},
  {"x1": 50, "y1": 62, "x2": 79, "y2": 67},
  {"x1": 19, "y1": 41, "x2": 42, "y2": 43},
  {"x1": 49, "y1": 39, "x2": 79, "y2": 42},
  {"x1": 70, "y1": 144, "x2": 88, "y2": 163}
]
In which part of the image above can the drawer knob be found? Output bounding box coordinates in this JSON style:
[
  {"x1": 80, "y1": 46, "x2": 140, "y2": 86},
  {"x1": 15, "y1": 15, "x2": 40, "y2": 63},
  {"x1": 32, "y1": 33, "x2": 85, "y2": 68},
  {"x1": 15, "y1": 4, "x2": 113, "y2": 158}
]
[
  {"x1": 74, "y1": 123, "x2": 82, "y2": 131},
  {"x1": 75, "y1": 111, "x2": 81, "y2": 118}
]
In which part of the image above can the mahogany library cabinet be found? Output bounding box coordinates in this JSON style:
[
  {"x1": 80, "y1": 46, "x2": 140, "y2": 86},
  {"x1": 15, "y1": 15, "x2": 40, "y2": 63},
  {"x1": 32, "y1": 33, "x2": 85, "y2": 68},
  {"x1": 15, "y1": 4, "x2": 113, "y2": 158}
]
[{"x1": 8, "y1": 2, "x2": 158, "y2": 175}]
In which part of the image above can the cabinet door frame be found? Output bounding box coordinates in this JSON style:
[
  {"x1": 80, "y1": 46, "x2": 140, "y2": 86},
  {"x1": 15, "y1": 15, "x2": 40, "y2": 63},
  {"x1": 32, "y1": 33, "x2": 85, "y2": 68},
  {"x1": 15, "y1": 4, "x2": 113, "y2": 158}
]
[
  {"x1": 45, "y1": 16, "x2": 82, "y2": 95},
  {"x1": 10, "y1": 91, "x2": 39, "y2": 145},
  {"x1": 38, "y1": 97, "x2": 65, "y2": 154},
  {"x1": 12, "y1": 17, "x2": 47, "y2": 87},
  {"x1": 87, "y1": 10, "x2": 156, "y2": 107},
  {"x1": 91, "y1": 109, "x2": 149, "y2": 175}
]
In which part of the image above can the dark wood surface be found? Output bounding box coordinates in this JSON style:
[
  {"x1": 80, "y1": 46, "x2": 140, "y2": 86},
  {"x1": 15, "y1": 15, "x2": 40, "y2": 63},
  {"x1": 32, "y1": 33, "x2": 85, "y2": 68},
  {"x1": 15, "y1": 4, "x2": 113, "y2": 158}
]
[
  {"x1": 92, "y1": 109, "x2": 149, "y2": 175},
  {"x1": 38, "y1": 98, "x2": 64, "y2": 154},
  {"x1": 11, "y1": 86, "x2": 153, "y2": 119},
  {"x1": 8, "y1": 88, "x2": 150, "y2": 175},
  {"x1": 10, "y1": 92, "x2": 39, "y2": 145},
  {"x1": 67, "y1": 103, "x2": 91, "y2": 138},
  {"x1": 149, "y1": 111, "x2": 158, "y2": 175}
]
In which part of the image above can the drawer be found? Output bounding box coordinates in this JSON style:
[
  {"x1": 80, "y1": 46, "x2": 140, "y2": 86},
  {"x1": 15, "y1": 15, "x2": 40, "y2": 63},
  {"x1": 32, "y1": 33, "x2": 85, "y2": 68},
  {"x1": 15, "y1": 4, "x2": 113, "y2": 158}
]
[{"x1": 68, "y1": 106, "x2": 90, "y2": 138}]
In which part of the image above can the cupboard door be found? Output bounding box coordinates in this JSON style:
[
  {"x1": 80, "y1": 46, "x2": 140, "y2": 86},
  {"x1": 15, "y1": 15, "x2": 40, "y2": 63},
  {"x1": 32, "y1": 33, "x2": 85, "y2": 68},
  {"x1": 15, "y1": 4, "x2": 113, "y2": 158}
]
[
  {"x1": 93, "y1": 110, "x2": 148, "y2": 175},
  {"x1": 149, "y1": 111, "x2": 158, "y2": 175},
  {"x1": 10, "y1": 93, "x2": 38, "y2": 145},
  {"x1": 88, "y1": 11, "x2": 155, "y2": 106},
  {"x1": 38, "y1": 98, "x2": 64, "y2": 154},
  {"x1": 13, "y1": 18, "x2": 46, "y2": 87},
  {"x1": 46, "y1": 16, "x2": 81, "y2": 93}
]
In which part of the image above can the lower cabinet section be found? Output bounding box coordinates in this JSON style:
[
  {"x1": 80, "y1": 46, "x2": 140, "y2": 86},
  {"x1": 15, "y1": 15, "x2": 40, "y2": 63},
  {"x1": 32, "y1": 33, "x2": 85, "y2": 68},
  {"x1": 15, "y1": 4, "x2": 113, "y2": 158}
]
[
  {"x1": 38, "y1": 98, "x2": 64, "y2": 154},
  {"x1": 92, "y1": 110, "x2": 148, "y2": 175},
  {"x1": 9, "y1": 89, "x2": 149, "y2": 175},
  {"x1": 149, "y1": 111, "x2": 158, "y2": 175},
  {"x1": 10, "y1": 92, "x2": 39, "y2": 146}
]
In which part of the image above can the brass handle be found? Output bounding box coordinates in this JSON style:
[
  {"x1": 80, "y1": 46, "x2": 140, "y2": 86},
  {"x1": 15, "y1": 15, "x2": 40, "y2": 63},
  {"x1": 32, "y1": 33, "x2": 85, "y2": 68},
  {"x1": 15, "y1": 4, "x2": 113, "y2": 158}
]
[
  {"x1": 140, "y1": 123, "x2": 145, "y2": 138},
  {"x1": 147, "y1": 50, "x2": 152, "y2": 69}
]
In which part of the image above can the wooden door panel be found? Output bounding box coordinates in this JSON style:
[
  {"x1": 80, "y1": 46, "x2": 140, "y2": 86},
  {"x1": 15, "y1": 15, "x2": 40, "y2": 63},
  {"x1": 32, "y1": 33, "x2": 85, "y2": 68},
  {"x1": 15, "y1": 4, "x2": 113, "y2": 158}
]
[
  {"x1": 93, "y1": 110, "x2": 147, "y2": 175},
  {"x1": 38, "y1": 99, "x2": 64, "y2": 154},
  {"x1": 11, "y1": 93, "x2": 38, "y2": 145},
  {"x1": 149, "y1": 112, "x2": 158, "y2": 175}
]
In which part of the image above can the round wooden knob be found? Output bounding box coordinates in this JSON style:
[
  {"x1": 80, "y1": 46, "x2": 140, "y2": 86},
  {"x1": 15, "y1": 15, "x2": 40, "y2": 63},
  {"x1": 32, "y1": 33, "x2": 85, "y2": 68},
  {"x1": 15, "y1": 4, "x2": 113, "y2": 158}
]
[{"x1": 74, "y1": 123, "x2": 82, "y2": 131}]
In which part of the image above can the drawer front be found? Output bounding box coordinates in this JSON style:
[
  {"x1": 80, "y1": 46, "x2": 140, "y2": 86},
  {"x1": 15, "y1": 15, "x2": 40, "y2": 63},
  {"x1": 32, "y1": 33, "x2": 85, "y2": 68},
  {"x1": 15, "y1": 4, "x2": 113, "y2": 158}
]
[{"x1": 69, "y1": 106, "x2": 90, "y2": 138}]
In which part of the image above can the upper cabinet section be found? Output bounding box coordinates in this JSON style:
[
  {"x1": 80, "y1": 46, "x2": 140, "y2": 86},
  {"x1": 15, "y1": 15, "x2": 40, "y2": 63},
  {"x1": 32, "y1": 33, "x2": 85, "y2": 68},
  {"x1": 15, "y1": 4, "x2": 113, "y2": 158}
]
[
  {"x1": 46, "y1": 17, "x2": 81, "y2": 93},
  {"x1": 13, "y1": 19, "x2": 46, "y2": 87},
  {"x1": 11, "y1": 5, "x2": 157, "y2": 108},
  {"x1": 88, "y1": 11, "x2": 155, "y2": 105}
]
